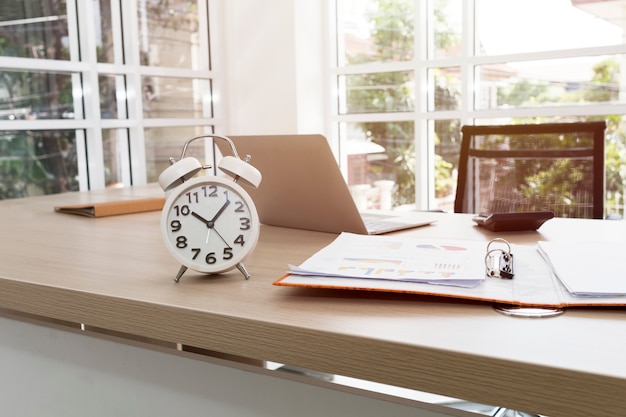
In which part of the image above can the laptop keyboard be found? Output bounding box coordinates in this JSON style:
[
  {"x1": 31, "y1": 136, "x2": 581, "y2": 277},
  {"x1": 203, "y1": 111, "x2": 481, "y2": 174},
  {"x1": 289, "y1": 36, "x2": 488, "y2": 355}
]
[{"x1": 362, "y1": 214, "x2": 407, "y2": 232}]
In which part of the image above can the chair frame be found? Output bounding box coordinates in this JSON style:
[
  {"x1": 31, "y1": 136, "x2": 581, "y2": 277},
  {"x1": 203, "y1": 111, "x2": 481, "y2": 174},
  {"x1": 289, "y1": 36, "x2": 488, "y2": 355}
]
[{"x1": 454, "y1": 121, "x2": 607, "y2": 219}]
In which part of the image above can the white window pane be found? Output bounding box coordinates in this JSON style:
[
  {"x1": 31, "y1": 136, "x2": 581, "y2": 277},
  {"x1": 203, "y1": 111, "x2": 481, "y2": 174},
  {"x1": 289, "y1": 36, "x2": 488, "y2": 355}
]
[
  {"x1": 337, "y1": 0, "x2": 415, "y2": 66},
  {"x1": 433, "y1": 118, "x2": 461, "y2": 211},
  {"x1": 476, "y1": 55, "x2": 625, "y2": 110},
  {"x1": 429, "y1": 0, "x2": 462, "y2": 58},
  {"x1": 102, "y1": 129, "x2": 129, "y2": 188},
  {"x1": 0, "y1": 129, "x2": 79, "y2": 198},
  {"x1": 339, "y1": 71, "x2": 415, "y2": 114},
  {"x1": 142, "y1": 76, "x2": 210, "y2": 118},
  {"x1": 96, "y1": 0, "x2": 115, "y2": 63},
  {"x1": 343, "y1": 121, "x2": 414, "y2": 209},
  {"x1": 476, "y1": 0, "x2": 623, "y2": 55},
  {"x1": 0, "y1": 69, "x2": 79, "y2": 120},
  {"x1": 428, "y1": 67, "x2": 461, "y2": 111},
  {"x1": 99, "y1": 74, "x2": 128, "y2": 119},
  {"x1": 138, "y1": 0, "x2": 202, "y2": 69},
  {"x1": 0, "y1": 0, "x2": 69, "y2": 61}
]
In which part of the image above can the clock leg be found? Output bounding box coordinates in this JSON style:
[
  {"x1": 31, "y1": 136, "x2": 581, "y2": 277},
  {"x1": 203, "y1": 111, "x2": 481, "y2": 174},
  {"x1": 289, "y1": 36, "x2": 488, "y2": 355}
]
[
  {"x1": 174, "y1": 265, "x2": 188, "y2": 282},
  {"x1": 236, "y1": 262, "x2": 251, "y2": 280}
]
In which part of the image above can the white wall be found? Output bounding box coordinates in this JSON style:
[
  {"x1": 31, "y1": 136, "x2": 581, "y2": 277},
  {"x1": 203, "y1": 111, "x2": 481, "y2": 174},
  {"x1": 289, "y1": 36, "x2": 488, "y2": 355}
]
[
  {"x1": 217, "y1": 0, "x2": 327, "y2": 135},
  {"x1": 293, "y1": 1, "x2": 328, "y2": 134}
]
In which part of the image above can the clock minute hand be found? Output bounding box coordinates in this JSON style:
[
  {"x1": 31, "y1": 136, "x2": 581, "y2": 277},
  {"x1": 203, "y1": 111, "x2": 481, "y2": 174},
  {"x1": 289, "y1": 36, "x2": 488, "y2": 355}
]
[{"x1": 209, "y1": 194, "x2": 230, "y2": 223}]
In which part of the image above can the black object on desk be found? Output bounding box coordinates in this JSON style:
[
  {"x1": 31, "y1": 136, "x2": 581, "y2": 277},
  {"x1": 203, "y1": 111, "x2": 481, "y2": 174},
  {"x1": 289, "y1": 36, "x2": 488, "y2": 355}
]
[{"x1": 472, "y1": 211, "x2": 554, "y2": 232}]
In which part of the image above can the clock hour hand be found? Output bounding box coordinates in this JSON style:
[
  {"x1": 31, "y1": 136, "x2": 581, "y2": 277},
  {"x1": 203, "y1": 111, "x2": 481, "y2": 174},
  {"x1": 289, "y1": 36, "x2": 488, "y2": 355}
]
[{"x1": 191, "y1": 211, "x2": 212, "y2": 227}]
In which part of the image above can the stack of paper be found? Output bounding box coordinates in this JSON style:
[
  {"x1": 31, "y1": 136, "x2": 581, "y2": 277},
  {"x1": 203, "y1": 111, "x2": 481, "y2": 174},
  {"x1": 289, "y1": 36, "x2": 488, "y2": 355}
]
[
  {"x1": 288, "y1": 232, "x2": 486, "y2": 288},
  {"x1": 537, "y1": 241, "x2": 626, "y2": 296}
]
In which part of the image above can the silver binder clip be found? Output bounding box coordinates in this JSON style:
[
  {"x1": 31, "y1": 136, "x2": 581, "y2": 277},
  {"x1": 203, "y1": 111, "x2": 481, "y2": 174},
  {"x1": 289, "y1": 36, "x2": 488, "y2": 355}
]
[{"x1": 485, "y1": 238, "x2": 514, "y2": 279}]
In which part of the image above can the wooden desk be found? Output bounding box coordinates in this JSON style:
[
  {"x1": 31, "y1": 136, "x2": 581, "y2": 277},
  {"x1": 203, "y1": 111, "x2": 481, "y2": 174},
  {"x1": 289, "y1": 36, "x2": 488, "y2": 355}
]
[{"x1": 1, "y1": 185, "x2": 625, "y2": 416}]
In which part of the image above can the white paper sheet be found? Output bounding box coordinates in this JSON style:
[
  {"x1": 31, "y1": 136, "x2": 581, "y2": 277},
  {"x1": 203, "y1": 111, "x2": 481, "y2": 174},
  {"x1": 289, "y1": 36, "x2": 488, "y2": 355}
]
[{"x1": 538, "y1": 241, "x2": 626, "y2": 296}]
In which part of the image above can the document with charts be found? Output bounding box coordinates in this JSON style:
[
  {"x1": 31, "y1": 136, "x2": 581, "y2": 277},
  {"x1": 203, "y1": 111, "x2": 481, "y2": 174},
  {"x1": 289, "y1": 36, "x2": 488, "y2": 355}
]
[{"x1": 287, "y1": 232, "x2": 485, "y2": 288}]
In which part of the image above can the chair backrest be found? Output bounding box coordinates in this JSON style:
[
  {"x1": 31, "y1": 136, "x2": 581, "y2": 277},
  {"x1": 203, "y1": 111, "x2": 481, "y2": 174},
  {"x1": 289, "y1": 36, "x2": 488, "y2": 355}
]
[{"x1": 454, "y1": 121, "x2": 606, "y2": 219}]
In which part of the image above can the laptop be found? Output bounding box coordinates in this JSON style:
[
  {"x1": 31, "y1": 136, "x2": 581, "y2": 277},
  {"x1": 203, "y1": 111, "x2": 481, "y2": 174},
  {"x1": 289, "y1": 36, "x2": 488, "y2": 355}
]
[{"x1": 215, "y1": 134, "x2": 436, "y2": 234}]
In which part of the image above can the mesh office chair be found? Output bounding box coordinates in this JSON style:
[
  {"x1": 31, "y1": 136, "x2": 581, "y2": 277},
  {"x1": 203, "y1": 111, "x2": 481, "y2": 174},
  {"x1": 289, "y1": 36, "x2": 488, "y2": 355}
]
[{"x1": 454, "y1": 121, "x2": 606, "y2": 219}]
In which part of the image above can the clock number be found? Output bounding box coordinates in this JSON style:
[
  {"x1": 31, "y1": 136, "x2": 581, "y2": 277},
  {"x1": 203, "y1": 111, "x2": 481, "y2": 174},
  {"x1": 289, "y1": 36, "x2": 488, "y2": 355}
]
[
  {"x1": 191, "y1": 248, "x2": 201, "y2": 260},
  {"x1": 186, "y1": 191, "x2": 199, "y2": 204},
  {"x1": 205, "y1": 252, "x2": 217, "y2": 264},
  {"x1": 239, "y1": 217, "x2": 251, "y2": 230},
  {"x1": 203, "y1": 185, "x2": 218, "y2": 197},
  {"x1": 234, "y1": 201, "x2": 245, "y2": 213},
  {"x1": 204, "y1": 249, "x2": 234, "y2": 264},
  {"x1": 170, "y1": 220, "x2": 182, "y2": 232},
  {"x1": 234, "y1": 234, "x2": 245, "y2": 246},
  {"x1": 174, "y1": 205, "x2": 190, "y2": 216},
  {"x1": 176, "y1": 236, "x2": 188, "y2": 248}
]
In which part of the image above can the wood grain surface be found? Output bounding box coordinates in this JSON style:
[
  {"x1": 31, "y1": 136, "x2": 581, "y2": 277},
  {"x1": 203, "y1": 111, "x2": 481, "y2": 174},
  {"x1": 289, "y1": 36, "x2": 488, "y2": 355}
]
[{"x1": 1, "y1": 184, "x2": 625, "y2": 417}]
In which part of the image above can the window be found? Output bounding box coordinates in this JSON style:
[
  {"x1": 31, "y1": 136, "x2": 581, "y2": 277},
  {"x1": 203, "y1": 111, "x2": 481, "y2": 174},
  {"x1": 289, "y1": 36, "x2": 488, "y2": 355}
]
[
  {"x1": 0, "y1": 0, "x2": 215, "y2": 199},
  {"x1": 333, "y1": 0, "x2": 626, "y2": 217}
]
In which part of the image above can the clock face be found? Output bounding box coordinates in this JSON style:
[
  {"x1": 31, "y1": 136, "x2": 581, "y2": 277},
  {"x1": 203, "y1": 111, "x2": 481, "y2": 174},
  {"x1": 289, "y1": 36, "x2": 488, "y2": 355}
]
[{"x1": 161, "y1": 176, "x2": 260, "y2": 274}]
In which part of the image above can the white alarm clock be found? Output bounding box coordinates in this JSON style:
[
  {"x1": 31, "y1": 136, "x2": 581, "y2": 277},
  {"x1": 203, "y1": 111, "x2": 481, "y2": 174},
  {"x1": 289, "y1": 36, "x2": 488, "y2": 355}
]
[{"x1": 158, "y1": 135, "x2": 262, "y2": 282}]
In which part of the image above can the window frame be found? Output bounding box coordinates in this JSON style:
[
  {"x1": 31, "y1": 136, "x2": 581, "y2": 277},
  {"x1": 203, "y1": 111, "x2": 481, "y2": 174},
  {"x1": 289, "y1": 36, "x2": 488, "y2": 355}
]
[
  {"x1": 0, "y1": 0, "x2": 218, "y2": 195},
  {"x1": 329, "y1": 0, "x2": 626, "y2": 210}
]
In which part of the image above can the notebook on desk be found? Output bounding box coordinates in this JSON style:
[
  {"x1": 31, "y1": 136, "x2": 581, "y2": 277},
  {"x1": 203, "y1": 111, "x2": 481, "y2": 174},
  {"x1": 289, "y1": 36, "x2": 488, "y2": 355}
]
[{"x1": 216, "y1": 134, "x2": 436, "y2": 234}]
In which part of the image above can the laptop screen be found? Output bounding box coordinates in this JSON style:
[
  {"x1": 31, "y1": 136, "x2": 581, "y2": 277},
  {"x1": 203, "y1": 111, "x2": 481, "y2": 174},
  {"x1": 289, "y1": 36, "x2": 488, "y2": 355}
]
[{"x1": 216, "y1": 134, "x2": 369, "y2": 234}]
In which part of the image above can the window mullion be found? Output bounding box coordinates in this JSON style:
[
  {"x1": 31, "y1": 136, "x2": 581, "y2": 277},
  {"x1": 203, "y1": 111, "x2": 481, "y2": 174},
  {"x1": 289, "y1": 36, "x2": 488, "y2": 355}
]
[
  {"x1": 67, "y1": 0, "x2": 89, "y2": 192},
  {"x1": 415, "y1": 0, "x2": 429, "y2": 209},
  {"x1": 460, "y1": 0, "x2": 475, "y2": 126},
  {"x1": 76, "y1": 0, "x2": 106, "y2": 191},
  {"x1": 123, "y1": 0, "x2": 148, "y2": 185}
]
